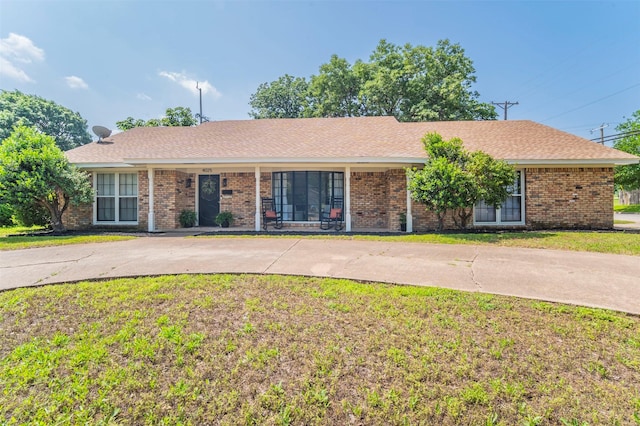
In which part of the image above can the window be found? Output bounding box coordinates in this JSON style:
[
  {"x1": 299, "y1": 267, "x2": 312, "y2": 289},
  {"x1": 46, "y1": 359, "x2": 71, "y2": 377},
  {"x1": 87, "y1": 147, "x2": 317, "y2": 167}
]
[
  {"x1": 95, "y1": 173, "x2": 138, "y2": 223},
  {"x1": 474, "y1": 171, "x2": 524, "y2": 225},
  {"x1": 272, "y1": 171, "x2": 343, "y2": 221}
]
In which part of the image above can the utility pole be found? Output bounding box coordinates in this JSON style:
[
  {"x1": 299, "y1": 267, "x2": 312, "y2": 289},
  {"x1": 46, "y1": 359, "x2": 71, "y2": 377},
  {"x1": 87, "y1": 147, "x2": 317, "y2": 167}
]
[
  {"x1": 196, "y1": 82, "x2": 203, "y2": 124},
  {"x1": 590, "y1": 123, "x2": 609, "y2": 145},
  {"x1": 492, "y1": 101, "x2": 519, "y2": 120}
]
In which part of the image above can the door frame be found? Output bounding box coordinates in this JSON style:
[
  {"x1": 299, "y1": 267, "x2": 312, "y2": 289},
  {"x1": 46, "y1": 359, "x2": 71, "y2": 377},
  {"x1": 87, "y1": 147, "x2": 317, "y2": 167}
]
[{"x1": 196, "y1": 174, "x2": 220, "y2": 226}]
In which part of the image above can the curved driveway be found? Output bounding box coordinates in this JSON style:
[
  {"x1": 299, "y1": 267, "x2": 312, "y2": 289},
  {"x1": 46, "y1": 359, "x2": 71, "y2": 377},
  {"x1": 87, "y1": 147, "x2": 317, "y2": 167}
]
[{"x1": 1, "y1": 236, "x2": 639, "y2": 314}]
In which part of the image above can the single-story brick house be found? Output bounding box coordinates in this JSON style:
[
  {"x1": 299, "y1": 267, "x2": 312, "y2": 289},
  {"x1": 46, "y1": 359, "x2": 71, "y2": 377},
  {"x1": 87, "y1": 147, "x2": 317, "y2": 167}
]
[{"x1": 64, "y1": 116, "x2": 639, "y2": 232}]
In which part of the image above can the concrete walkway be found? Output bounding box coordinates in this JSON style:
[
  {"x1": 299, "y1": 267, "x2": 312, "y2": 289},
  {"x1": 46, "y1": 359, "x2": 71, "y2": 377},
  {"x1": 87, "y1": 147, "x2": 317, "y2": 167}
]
[
  {"x1": 1, "y1": 236, "x2": 639, "y2": 314},
  {"x1": 615, "y1": 212, "x2": 640, "y2": 230}
]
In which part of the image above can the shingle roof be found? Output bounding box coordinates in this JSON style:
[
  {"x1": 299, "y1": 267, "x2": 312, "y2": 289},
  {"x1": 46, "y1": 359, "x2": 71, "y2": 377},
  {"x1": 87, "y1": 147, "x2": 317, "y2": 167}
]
[{"x1": 65, "y1": 116, "x2": 639, "y2": 166}]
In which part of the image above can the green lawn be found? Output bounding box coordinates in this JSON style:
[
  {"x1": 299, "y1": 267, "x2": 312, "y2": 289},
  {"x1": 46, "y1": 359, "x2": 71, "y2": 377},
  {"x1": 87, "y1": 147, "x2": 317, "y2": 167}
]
[
  {"x1": 1, "y1": 274, "x2": 638, "y2": 425},
  {"x1": 203, "y1": 231, "x2": 640, "y2": 256},
  {"x1": 0, "y1": 226, "x2": 135, "y2": 250},
  {"x1": 615, "y1": 204, "x2": 640, "y2": 213}
]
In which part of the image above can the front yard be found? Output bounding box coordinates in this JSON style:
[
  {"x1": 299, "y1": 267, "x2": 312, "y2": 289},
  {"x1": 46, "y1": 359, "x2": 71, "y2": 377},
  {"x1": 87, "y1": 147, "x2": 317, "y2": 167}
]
[{"x1": 1, "y1": 274, "x2": 638, "y2": 425}]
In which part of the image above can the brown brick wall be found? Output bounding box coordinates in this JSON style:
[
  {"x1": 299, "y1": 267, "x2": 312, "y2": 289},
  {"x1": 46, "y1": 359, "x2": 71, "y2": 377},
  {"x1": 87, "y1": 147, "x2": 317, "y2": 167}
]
[
  {"x1": 66, "y1": 166, "x2": 614, "y2": 231},
  {"x1": 351, "y1": 171, "x2": 389, "y2": 228},
  {"x1": 525, "y1": 167, "x2": 614, "y2": 229},
  {"x1": 219, "y1": 172, "x2": 260, "y2": 227}
]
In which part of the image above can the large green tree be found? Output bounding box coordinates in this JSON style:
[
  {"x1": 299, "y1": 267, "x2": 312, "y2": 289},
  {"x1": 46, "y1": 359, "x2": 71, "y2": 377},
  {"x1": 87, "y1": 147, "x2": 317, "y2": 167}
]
[
  {"x1": 407, "y1": 133, "x2": 515, "y2": 230},
  {"x1": 613, "y1": 109, "x2": 640, "y2": 191},
  {"x1": 116, "y1": 106, "x2": 198, "y2": 131},
  {"x1": 249, "y1": 39, "x2": 497, "y2": 122},
  {"x1": 0, "y1": 126, "x2": 93, "y2": 233},
  {"x1": 0, "y1": 90, "x2": 91, "y2": 151},
  {"x1": 249, "y1": 75, "x2": 310, "y2": 119}
]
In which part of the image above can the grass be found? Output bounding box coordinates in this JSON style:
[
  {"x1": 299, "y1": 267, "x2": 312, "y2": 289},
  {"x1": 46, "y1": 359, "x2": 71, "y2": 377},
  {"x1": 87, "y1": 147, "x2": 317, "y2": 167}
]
[
  {"x1": 615, "y1": 204, "x2": 640, "y2": 213},
  {"x1": 203, "y1": 231, "x2": 640, "y2": 256},
  {"x1": 0, "y1": 226, "x2": 135, "y2": 250},
  {"x1": 1, "y1": 274, "x2": 639, "y2": 425}
]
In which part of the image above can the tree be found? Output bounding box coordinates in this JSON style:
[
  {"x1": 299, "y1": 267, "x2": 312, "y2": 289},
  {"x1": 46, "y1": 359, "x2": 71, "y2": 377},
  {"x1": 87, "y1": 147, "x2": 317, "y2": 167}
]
[
  {"x1": 613, "y1": 109, "x2": 640, "y2": 192},
  {"x1": 0, "y1": 90, "x2": 91, "y2": 151},
  {"x1": 248, "y1": 39, "x2": 497, "y2": 122},
  {"x1": 115, "y1": 106, "x2": 197, "y2": 131},
  {"x1": 249, "y1": 75, "x2": 309, "y2": 119},
  {"x1": 407, "y1": 133, "x2": 515, "y2": 230},
  {"x1": 0, "y1": 126, "x2": 93, "y2": 233},
  {"x1": 306, "y1": 55, "x2": 368, "y2": 117}
]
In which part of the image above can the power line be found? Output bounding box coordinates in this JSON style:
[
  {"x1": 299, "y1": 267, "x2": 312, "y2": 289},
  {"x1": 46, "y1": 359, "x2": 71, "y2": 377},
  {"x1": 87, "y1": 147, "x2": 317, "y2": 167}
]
[
  {"x1": 540, "y1": 82, "x2": 640, "y2": 123},
  {"x1": 589, "y1": 129, "x2": 640, "y2": 144},
  {"x1": 491, "y1": 101, "x2": 519, "y2": 120}
]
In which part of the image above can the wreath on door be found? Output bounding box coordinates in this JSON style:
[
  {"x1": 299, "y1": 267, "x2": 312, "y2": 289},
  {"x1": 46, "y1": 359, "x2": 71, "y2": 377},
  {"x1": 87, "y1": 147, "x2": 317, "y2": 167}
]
[{"x1": 200, "y1": 177, "x2": 218, "y2": 201}]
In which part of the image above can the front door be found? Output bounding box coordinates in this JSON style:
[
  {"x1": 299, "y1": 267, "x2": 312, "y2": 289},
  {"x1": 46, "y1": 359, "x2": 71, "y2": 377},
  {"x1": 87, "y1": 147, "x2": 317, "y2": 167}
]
[{"x1": 198, "y1": 175, "x2": 220, "y2": 226}]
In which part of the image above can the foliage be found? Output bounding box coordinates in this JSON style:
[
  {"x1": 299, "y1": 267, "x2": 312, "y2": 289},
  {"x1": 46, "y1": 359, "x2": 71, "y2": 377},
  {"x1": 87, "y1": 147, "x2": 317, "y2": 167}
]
[
  {"x1": 407, "y1": 133, "x2": 515, "y2": 229},
  {"x1": 613, "y1": 109, "x2": 640, "y2": 191},
  {"x1": 215, "y1": 211, "x2": 234, "y2": 226},
  {"x1": 1, "y1": 274, "x2": 638, "y2": 424},
  {"x1": 0, "y1": 90, "x2": 91, "y2": 151},
  {"x1": 179, "y1": 210, "x2": 197, "y2": 228},
  {"x1": 249, "y1": 74, "x2": 310, "y2": 119},
  {"x1": 0, "y1": 126, "x2": 94, "y2": 233},
  {"x1": 0, "y1": 202, "x2": 14, "y2": 226},
  {"x1": 249, "y1": 39, "x2": 497, "y2": 122},
  {"x1": 116, "y1": 106, "x2": 197, "y2": 131}
]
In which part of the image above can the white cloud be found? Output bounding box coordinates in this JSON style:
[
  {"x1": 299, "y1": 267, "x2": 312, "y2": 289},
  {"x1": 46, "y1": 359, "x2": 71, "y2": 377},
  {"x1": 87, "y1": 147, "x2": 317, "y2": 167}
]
[
  {"x1": 65, "y1": 75, "x2": 88, "y2": 90},
  {"x1": 0, "y1": 57, "x2": 33, "y2": 82},
  {"x1": 137, "y1": 92, "x2": 152, "y2": 101},
  {"x1": 159, "y1": 71, "x2": 221, "y2": 98},
  {"x1": 0, "y1": 33, "x2": 44, "y2": 83},
  {"x1": 0, "y1": 33, "x2": 45, "y2": 63}
]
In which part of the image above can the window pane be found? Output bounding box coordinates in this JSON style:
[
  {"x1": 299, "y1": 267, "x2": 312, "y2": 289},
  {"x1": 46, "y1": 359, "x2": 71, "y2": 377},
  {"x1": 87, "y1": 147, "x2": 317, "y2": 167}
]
[
  {"x1": 475, "y1": 200, "x2": 496, "y2": 222},
  {"x1": 119, "y1": 197, "x2": 138, "y2": 221},
  {"x1": 97, "y1": 174, "x2": 115, "y2": 196},
  {"x1": 97, "y1": 197, "x2": 115, "y2": 221},
  {"x1": 272, "y1": 171, "x2": 344, "y2": 222},
  {"x1": 119, "y1": 173, "x2": 138, "y2": 196},
  {"x1": 507, "y1": 171, "x2": 521, "y2": 195},
  {"x1": 501, "y1": 196, "x2": 522, "y2": 222}
]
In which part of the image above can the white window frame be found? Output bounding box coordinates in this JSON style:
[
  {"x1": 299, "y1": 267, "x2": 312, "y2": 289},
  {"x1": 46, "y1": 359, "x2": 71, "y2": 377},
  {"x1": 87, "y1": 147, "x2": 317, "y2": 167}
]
[
  {"x1": 93, "y1": 172, "x2": 139, "y2": 225},
  {"x1": 473, "y1": 170, "x2": 525, "y2": 226}
]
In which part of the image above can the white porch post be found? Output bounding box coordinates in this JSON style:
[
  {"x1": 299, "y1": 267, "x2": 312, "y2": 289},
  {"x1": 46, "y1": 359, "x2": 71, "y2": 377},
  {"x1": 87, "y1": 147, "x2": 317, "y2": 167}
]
[
  {"x1": 406, "y1": 173, "x2": 413, "y2": 233},
  {"x1": 345, "y1": 166, "x2": 352, "y2": 232},
  {"x1": 255, "y1": 166, "x2": 261, "y2": 231},
  {"x1": 148, "y1": 168, "x2": 155, "y2": 232}
]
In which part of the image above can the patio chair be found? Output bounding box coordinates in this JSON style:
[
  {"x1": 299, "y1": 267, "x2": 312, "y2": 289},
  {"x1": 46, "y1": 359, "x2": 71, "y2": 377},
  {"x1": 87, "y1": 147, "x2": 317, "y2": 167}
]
[
  {"x1": 320, "y1": 197, "x2": 344, "y2": 231},
  {"x1": 261, "y1": 197, "x2": 283, "y2": 231}
]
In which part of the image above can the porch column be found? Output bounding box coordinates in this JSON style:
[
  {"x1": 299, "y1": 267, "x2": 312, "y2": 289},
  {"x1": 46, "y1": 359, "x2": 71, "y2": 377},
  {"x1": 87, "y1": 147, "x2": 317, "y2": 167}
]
[
  {"x1": 406, "y1": 173, "x2": 413, "y2": 233},
  {"x1": 148, "y1": 168, "x2": 155, "y2": 232},
  {"x1": 345, "y1": 166, "x2": 352, "y2": 232},
  {"x1": 255, "y1": 166, "x2": 261, "y2": 231}
]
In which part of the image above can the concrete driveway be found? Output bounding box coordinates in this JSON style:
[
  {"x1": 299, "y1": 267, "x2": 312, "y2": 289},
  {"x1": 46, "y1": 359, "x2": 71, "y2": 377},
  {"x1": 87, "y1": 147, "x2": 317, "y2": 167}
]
[{"x1": 1, "y1": 236, "x2": 639, "y2": 314}]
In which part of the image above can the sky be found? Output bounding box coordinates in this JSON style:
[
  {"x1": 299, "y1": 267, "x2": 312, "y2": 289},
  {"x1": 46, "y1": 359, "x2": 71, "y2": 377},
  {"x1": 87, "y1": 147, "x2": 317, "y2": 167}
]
[{"x1": 0, "y1": 0, "x2": 638, "y2": 144}]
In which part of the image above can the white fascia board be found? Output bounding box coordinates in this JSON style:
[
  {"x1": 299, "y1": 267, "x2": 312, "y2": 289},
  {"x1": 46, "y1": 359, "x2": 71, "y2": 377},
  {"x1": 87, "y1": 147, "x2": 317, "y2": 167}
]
[
  {"x1": 73, "y1": 163, "x2": 136, "y2": 169},
  {"x1": 122, "y1": 156, "x2": 423, "y2": 165},
  {"x1": 504, "y1": 158, "x2": 640, "y2": 166}
]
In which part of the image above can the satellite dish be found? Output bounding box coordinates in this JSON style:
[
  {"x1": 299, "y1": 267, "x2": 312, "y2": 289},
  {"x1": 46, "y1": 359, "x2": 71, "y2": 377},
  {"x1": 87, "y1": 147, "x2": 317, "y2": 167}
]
[{"x1": 92, "y1": 125, "x2": 112, "y2": 142}]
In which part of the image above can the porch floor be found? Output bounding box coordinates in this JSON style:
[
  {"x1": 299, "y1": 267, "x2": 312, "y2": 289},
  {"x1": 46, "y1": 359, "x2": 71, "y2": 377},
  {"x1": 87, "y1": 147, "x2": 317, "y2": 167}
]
[{"x1": 156, "y1": 226, "x2": 401, "y2": 235}]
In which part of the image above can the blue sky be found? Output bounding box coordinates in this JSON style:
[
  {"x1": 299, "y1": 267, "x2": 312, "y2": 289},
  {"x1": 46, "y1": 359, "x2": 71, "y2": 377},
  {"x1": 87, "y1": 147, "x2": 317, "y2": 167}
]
[{"x1": 1, "y1": 0, "x2": 638, "y2": 143}]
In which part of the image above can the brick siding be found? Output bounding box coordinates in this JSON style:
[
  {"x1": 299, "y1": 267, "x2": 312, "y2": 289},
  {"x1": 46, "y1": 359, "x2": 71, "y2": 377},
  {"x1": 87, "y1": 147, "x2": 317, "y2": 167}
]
[
  {"x1": 66, "y1": 166, "x2": 614, "y2": 231},
  {"x1": 525, "y1": 167, "x2": 613, "y2": 229}
]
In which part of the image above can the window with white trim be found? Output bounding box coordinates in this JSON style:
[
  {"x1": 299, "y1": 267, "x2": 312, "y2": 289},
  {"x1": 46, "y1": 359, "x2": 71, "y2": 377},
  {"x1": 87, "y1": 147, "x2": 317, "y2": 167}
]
[
  {"x1": 95, "y1": 173, "x2": 138, "y2": 223},
  {"x1": 474, "y1": 170, "x2": 524, "y2": 225}
]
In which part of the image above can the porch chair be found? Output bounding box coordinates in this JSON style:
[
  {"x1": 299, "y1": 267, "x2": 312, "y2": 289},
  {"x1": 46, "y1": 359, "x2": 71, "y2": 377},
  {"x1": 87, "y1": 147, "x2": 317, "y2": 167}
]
[
  {"x1": 261, "y1": 197, "x2": 283, "y2": 231},
  {"x1": 320, "y1": 197, "x2": 344, "y2": 231}
]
